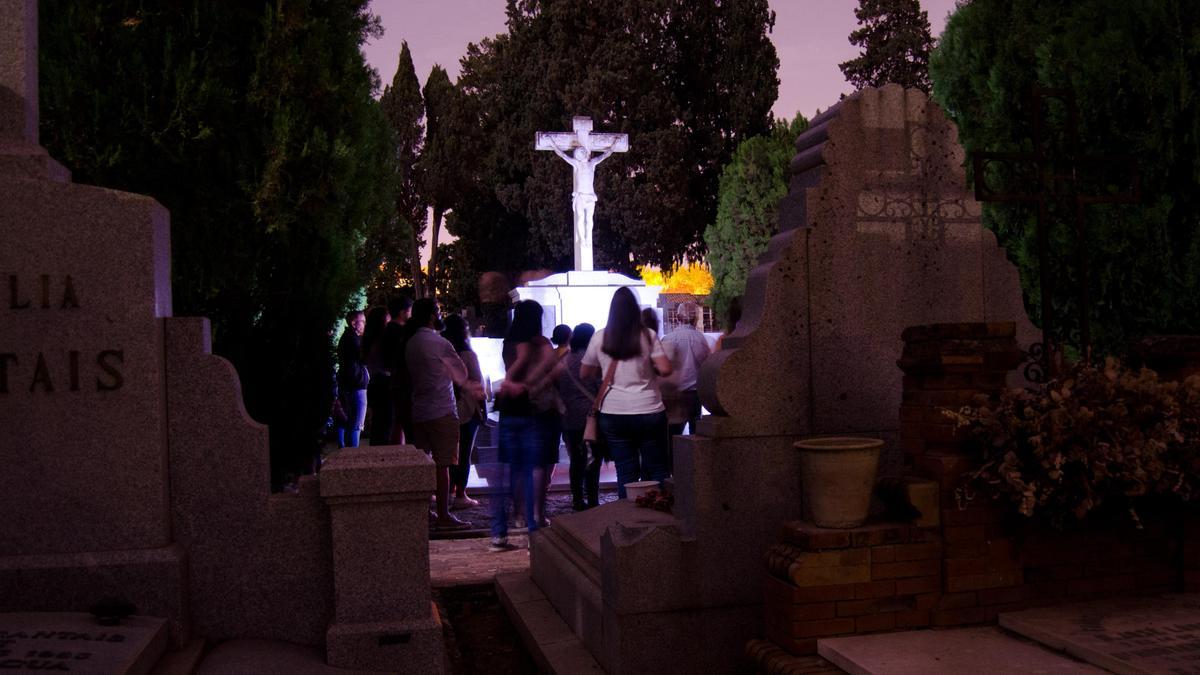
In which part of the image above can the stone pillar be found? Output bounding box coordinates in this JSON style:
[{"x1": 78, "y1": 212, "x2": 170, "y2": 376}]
[{"x1": 320, "y1": 447, "x2": 444, "y2": 674}]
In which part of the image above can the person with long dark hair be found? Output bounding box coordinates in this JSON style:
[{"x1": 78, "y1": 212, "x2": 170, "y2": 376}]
[
  {"x1": 581, "y1": 287, "x2": 672, "y2": 497},
  {"x1": 442, "y1": 314, "x2": 484, "y2": 510},
  {"x1": 555, "y1": 322, "x2": 600, "y2": 510},
  {"x1": 491, "y1": 300, "x2": 562, "y2": 550}
]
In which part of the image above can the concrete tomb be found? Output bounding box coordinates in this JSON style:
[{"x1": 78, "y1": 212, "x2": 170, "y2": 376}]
[
  {"x1": 521, "y1": 84, "x2": 1037, "y2": 673},
  {"x1": 0, "y1": 1, "x2": 440, "y2": 671}
]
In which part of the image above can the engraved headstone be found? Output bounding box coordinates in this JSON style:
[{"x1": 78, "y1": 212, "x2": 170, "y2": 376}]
[
  {"x1": 0, "y1": 613, "x2": 167, "y2": 675},
  {"x1": 1001, "y1": 595, "x2": 1200, "y2": 674}
]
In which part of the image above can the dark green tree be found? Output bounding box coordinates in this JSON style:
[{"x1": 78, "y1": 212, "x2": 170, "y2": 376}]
[
  {"x1": 839, "y1": 0, "x2": 935, "y2": 93},
  {"x1": 40, "y1": 0, "x2": 395, "y2": 486},
  {"x1": 448, "y1": 0, "x2": 779, "y2": 304},
  {"x1": 378, "y1": 42, "x2": 427, "y2": 298},
  {"x1": 930, "y1": 0, "x2": 1200, "y2": 354},
  {"x1": 704, "y1": 115, "x2": 807, "y2": 321},
  {"x1": 419, "y1": 65, "x2": 469, "y2": 293}
]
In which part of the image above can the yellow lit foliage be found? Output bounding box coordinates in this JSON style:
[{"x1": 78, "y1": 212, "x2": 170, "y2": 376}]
[{"x1": 638, "y1": 263, "x2": 713, "y2": 295}]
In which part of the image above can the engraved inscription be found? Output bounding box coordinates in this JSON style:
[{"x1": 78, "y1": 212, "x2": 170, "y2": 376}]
[
  {"x1": 7, "y1": 275, "x2": 80, "y2": 310},
  {"x1": 1, "y1": 274, "x2": 128, "y2": 394}
]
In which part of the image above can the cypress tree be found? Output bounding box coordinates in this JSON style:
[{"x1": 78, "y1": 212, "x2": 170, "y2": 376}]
[
  {"x1": 839, "y1": 0, "x2": 935, "y2": 93},
  {"x1": 379, "y1": 42, "x2": 427, "y2": 298}
]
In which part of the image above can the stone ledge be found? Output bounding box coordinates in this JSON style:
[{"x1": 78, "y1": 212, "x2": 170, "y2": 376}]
[{"x1": 496, "y1": 573, "x2": 603, "y2": 674}]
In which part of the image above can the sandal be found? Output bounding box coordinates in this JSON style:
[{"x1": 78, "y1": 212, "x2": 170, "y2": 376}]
[{"x1": 432, "y1": 517, "x2": 472, "y2": 531}]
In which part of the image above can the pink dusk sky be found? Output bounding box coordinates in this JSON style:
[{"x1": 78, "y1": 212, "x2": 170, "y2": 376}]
[{"x1": 361, "y1": 0, "x2": 961, "y2": 122}]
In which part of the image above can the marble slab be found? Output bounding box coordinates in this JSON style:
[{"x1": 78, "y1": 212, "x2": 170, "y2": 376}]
[
  {"x1": 1001, "y1": 595, "x2": 1200, "y2": 675},
  {"x1": 819, "y1": 626, "x2": 1104, "y2": 674},
  {"x1": 0, "y1": 612, "x2": 166, "y2": 674}
]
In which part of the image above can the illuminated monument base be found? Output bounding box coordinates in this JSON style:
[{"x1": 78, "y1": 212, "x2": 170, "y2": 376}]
[{"x1": 512, "y1": 270, "x2": 661, "y2": 337}]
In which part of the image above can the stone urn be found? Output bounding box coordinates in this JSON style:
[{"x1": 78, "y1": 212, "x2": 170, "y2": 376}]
[{"x1": 796, "y1": 437, "x2": 883, "y2": 529}]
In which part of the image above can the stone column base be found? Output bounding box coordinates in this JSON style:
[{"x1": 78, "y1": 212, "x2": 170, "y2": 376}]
[{"x1": 325, "y1": 603, "x2": 444, "y2": 674}]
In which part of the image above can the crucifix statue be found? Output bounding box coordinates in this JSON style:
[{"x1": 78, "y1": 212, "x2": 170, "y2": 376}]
[{"x1": 535, "y1": 117, "x2": 629, "y2": 271}]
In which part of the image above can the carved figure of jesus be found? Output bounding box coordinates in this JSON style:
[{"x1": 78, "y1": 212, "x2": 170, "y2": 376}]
[
  {"x1": 535, "y1": 117, "x2": 628, "y2": 271},
  {"x1": 550, "y1": 142, "x2": 615, "y2": 270}
]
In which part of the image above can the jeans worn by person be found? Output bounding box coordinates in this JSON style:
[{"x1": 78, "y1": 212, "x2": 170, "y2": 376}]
[
  {"x1": 492, "y1": 414, "x2": 545, "y2": 542},
  {"x1": 338, "y1": 388, "x2": 368, "y2": 448},
  {"x1": 599, "y1": 410, "x2": 669, "y2": 498}
]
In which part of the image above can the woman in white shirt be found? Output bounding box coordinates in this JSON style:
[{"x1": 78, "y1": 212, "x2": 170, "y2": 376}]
[{"x1": 581, "y1": 288, "x2": 673, "y2": 498}]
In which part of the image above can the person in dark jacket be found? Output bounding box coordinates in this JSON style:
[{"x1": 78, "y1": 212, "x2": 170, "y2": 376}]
[
  {"x1": 337, "y1": 310, "x2": 369, "y2": 448},
  {"x1": 555, "y1": 323, "x2": 600, "y2": 510}
]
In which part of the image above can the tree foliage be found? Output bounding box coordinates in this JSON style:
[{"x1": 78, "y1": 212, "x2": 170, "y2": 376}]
[
  {"x1": 377, "y1": 42, "x2": 426, "y2": 299},
  {"x1": 704, "y1": 115, "x2": 807, "y2": 322},
  {"x1": 446, "y1": 0, "x2": 780, "y2": 304},
  {"x1": 420, "y1": 64, "x2": 470, "y2": 292},
  {"x1": 40, "y1": 0, "x2": 395, "y2": 485},
  {"x1": 839, "y1": 0, "x2": 934, "y2": 93},
  {"x1": 930, "y1": 0, "x2": 1200, "y2": 354}
]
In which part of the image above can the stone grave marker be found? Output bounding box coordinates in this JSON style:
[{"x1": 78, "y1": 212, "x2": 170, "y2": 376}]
[
  {"x1": 0, "y1": 613, "x2": 167, "y2": 674},
  {"x1": 1002, "y1": 595, "x2": 1200, "y2": 674},
  {"x1": 525, "y1": 85, "x2": 1040, "y2": 674}
]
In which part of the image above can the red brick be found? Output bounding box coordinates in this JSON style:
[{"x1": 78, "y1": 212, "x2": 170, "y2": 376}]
[
  {"x1": 932, "y1": 606, "x2": 986, "y2": 627},
  {"x1": 1068, "y1": 574, "x2": 1137, "y2": 597},
  {"x1": 765, "y1": 622, "x2": 817, "y2": 656},
  {"x1": 946, "y1": 571, "x2": 1022, "y2": 593},
  {"x1": 837, "y1": 596, "x2": 915, "y2": 617},
  {"x1": 977, "y1": 585, "x2": 1031, "y2": 605},
  {"x1": 896, "y1": 609, "x2": 932, "y2": 628},
  {"x1": 873, "y1": 559, "x2": 940, "y2": 580},
  {"x1": 872, "y1": 546, "x2": 896, "y2": 563},
  {"x1": 893, "y1": 542, "x2": 943, "y2": 561},
  {"x1": 856, "y1": 612, "x2": 897, "y2": 633},
  {"x1": 1025, "y1": 581, "x2": 1068, "y2": 600},
  {"x1": 938, "y1": 592, "x2": 978, "y2": 609},
  {"x1": 945, "y1": 540, "x2": 987, "y2": 559},
  {"x1": 895, "y1": 576, "x2": 940, "y2": 595},
  {"x1": 764, "y1": 574, "x2": 857, "y2": 603},
  {"x1": 943, "y1": 525, "x2": 986, "y2": 543},
  {"x1": 851, "y1": 524, "x2": 917, "y2": 547},
  {"x1": 1023, "y1": 564, "x2": 1083, "y2": 582},
  {"x1": 913, "y1": 593, "x2": 940, "y2": 610},
  {"x1": 779, "y1": 602, "x2": 838, "y2": 622},
  {"x1": 794, "y1": 618, "x2": 856, "y2": 638},
  {"x1": 982, "y1": 601, "x2": 1032, "y2": 622},
  {"x1": 854, "y1": 580, "x2": 897, "y2": 599}
]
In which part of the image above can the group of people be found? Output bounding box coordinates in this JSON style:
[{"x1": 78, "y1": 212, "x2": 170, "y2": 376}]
[
  {"x1": 335, "y1": 297, "x2": 485, "y2": 531},
  {"x1": 329, "y1": 287, "x2": 715, "y2": 549},
  {"x1": 488, "y1": 288, "x2": 712, "y2": 550}
]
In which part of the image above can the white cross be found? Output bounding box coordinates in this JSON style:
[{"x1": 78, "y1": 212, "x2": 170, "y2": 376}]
[{"x1": 535, "y1": 117, "x2": 629, "y2": 271}]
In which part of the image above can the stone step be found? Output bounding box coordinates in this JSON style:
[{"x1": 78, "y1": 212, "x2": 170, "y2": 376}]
[
  {"x1": 151, "y1": 639, "x2": 205, "y2": 674},
  {"x1": 817, "y1": 626, "x2": 1105, "y2": 674},
  {"x1": 1000, "y1": 594, "x2": 1200, "y2": 675},
  {"x1": 495, "y1": 572, "x2": 603, "y2": 674}
]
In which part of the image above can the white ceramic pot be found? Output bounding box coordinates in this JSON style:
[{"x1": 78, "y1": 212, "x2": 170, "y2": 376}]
[
  {"x1": 625, "y1": 480, "x2": 660, "y2": 501},
  {"x1": 795, "y1": 437, "x2": 883, "y2": 529}
]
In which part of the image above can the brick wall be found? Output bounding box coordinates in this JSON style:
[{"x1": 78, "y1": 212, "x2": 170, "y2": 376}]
[{"x1": 758, "y1": 323, "x2": 1200, "y2": 658}]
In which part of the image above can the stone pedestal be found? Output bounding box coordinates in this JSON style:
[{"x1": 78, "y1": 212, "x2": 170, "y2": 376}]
[
  {"x1": 320, "y1": 447, "x2": 444, "y2": 674},
  {"x1": 513, "y1": 270, "x2": 660, "y2": 334}
]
